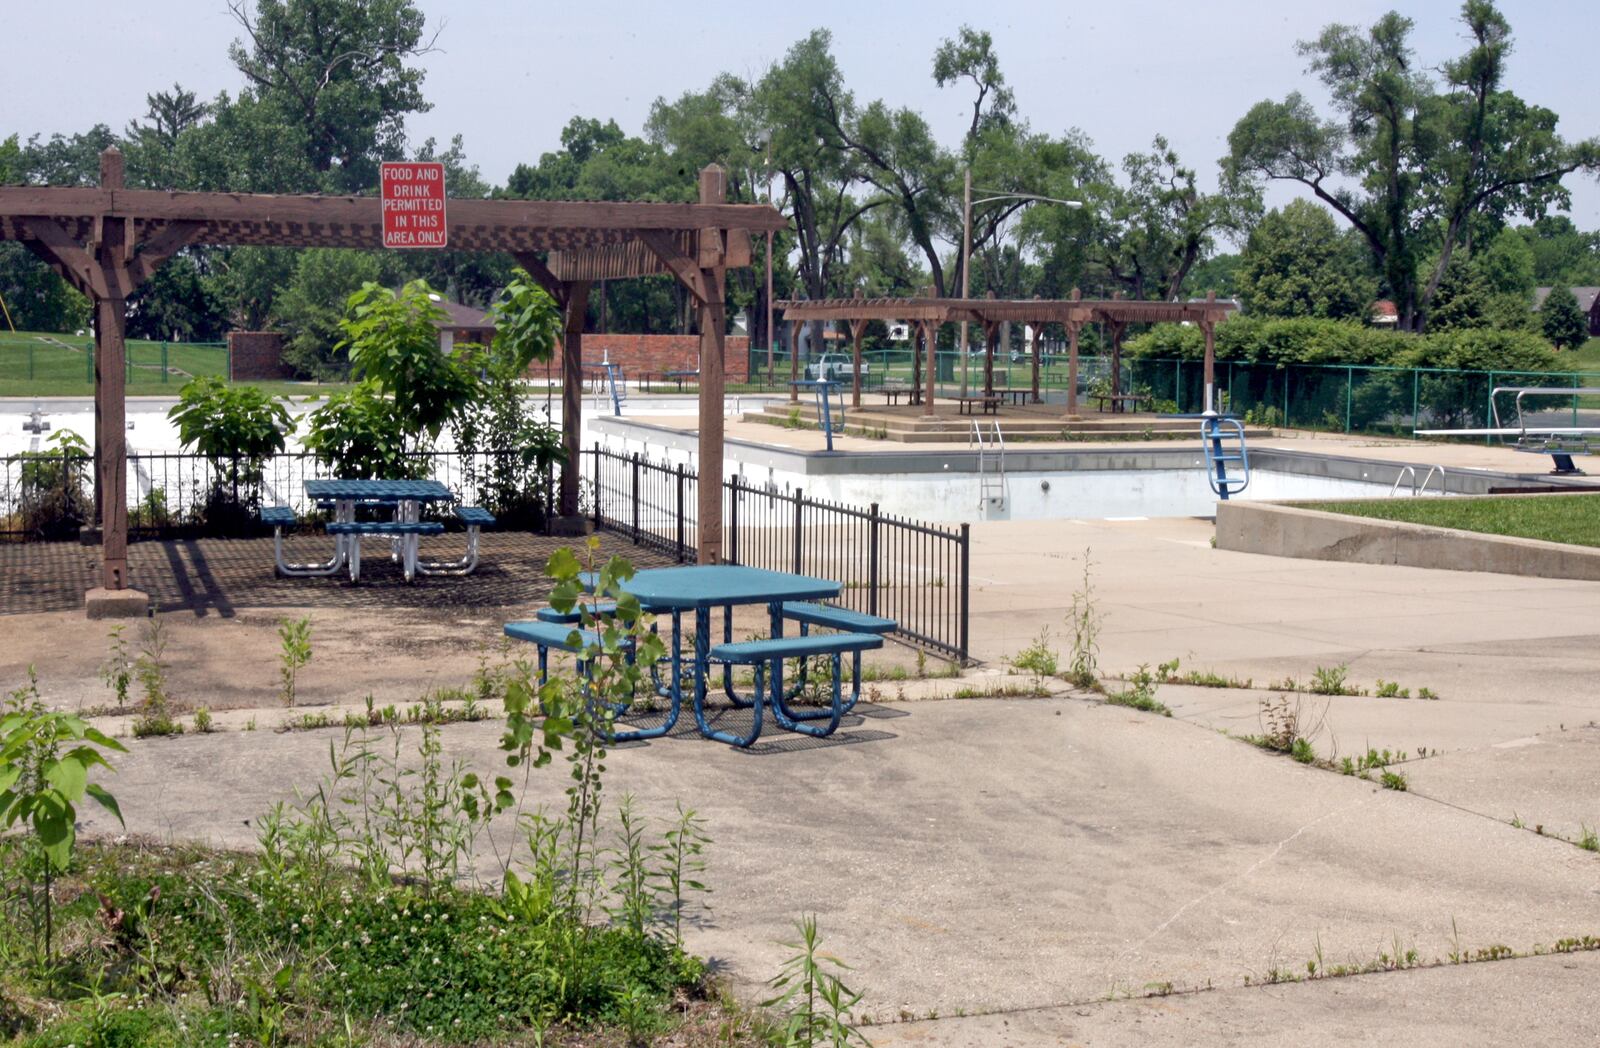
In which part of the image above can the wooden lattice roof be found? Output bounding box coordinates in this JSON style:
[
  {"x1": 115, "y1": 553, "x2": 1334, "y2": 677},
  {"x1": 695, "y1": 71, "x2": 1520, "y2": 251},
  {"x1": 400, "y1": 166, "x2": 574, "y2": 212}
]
[{"x1": 0, "y1": 187, "x2": 784, "y2": 285}]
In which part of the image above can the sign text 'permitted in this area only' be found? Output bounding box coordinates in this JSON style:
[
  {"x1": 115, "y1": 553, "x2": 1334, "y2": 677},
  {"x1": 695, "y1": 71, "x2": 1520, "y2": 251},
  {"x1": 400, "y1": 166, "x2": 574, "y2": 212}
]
[{"x1": 380, "y1": 162, "x2": 448, "y2": 248}]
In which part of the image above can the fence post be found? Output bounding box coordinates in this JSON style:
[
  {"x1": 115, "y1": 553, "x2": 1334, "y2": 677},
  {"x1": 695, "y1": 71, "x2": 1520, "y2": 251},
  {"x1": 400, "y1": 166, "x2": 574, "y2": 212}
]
[
  {"x1": 728, "y1": 477, "x2": 740, "y2": 565},
  {"x1": 1282, "y1": 368, "x2": 1290, "y2": 426},
  {"x1": 28, "y1": 342, "x2": 34, "y2": 381},
  {"x1": 675, "y1": 463, "x2": 686, "y2": 563},
  {"x1": 1174, "y1": 360, "x2": 1181, "y2": 411},
  {"x1": 867, "y1": 502, "x2": 880, "y2": 617},
  {"x1": 1345, "y1": 366, "x2": 1353, "y2": 433},
  {"x1": 86, "y1": 341, "x2": 93, "y2": 384},
  {"x1": 591, "y1": 442, "x2": 601, "y2": 529},
  {"x1": 1411, "y1": 370, "x2": 1419, "y2": 437},
  {"x1": 792, "y1": 490, "x2": 803, "y2": 575},
  {"x1": 958, "y1": 523, "x2": 970, "y2": 663},
  {"x1": 630, "y1": 452, "x2": 640, "y2": 544},
  {"x1": 162, "y1": 342, "x2": 168, "y2": 384},
  {"x1": 1486, "y1": 371, "x2": 1496, "y2": 446}
]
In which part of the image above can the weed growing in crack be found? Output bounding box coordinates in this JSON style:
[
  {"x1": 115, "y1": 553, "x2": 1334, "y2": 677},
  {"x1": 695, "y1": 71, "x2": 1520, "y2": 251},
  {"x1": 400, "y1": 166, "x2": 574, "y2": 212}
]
[{"x1": 1065, "y1": 550, "x2": 1101, "y2": 689}]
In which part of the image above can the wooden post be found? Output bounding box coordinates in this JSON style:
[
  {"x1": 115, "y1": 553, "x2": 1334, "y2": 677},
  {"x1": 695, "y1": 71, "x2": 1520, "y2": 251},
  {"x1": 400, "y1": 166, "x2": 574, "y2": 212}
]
[
  {"x1": 1109, "y1": 319, "x2": 1125, "y2": 410},
  {"x1": 1065, "y1": 288, "x2": 1083, "y2": 419},
  {"x1": 910, "y1": 323, "x2": 922, "y2": 404},
  {"x1": 921, "y1": 321, "x2": 938, "y2": 418},
  {"x1": 983, "y1": 323, "x2": 996, "y2": 396},
  {"x1": 788, "y1": 311, "x2": 799, "y2": 402},
  {"x1": 850, "y1": 311, "x2": 864, "y2": 409},
  {"x1": 696, "y1": 165, "x2": 728, "y2": 564},
  {"x1": 94, "y1": 148, "x2": 129, "y2": 593},
  {"x1": 1029, "y1": 309, "x2": 1041, "y2": 404},
  {"x1": 558, "y1": 282, "x2": 590, "y2": 523}
]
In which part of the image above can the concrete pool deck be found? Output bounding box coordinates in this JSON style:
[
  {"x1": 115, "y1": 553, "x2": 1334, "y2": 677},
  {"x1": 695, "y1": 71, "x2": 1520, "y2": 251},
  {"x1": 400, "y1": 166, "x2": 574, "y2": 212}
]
[{"x1": 11, "y1": 511, "x2": 1600, "y2": 1042}]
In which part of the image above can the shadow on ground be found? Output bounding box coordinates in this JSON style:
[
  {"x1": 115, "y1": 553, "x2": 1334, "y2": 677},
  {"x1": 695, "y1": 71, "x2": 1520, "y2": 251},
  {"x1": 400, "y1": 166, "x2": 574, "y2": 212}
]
[{"x1": 0, "y1": 531, "x2": 679, "y2": 617}]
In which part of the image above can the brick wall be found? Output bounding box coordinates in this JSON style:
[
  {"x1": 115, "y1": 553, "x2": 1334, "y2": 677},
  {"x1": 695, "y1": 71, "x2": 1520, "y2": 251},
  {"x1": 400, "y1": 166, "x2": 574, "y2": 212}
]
[
  {"x1": 537, "y1": 334, "x2": 749, "y2": 380},
  {"x1": 227, "y1": 331, "x2": 291, "y2": 381}
]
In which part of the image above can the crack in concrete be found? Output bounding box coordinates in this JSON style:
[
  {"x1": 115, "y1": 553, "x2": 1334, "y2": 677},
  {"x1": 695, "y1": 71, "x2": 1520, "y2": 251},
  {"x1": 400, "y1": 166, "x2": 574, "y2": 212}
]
[{"x1": 1110, "y1": 794, "x2": 1375, "y2": 975}]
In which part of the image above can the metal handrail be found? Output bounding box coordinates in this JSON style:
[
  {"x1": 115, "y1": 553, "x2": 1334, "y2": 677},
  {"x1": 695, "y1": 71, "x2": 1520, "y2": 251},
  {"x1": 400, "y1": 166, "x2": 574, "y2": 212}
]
[{"x1": 1390, "y1": 464, "x2": 1448, "y2": 497}]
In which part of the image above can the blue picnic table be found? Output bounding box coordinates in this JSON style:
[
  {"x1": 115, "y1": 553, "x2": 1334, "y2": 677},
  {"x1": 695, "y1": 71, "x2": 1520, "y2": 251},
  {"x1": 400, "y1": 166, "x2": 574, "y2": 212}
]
[
  {"x1": 577, "y1": 565, "x2": 859, "y2": 747},
  {"x1": 278, "y1": 479, "x2": 457, "y2": 581}
]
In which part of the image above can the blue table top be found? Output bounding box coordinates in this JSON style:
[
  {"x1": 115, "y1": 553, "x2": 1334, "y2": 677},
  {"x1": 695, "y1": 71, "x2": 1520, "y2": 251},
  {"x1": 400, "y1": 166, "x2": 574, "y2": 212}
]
[
  {"x1": 304, "y1": 479, "x2": 453, "y2": 501},
  {"x1": 601, "y1": 565, "x2": 841, "y2": 610}
]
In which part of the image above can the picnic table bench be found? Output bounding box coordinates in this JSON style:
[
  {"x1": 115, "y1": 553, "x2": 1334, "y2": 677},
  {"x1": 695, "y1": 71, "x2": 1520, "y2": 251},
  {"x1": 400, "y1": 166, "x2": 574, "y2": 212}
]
[
  {"x1": 507, "y1": 565, "x2": 899, "y2": 748},
  {"x1": 646, "y1": 369, "x2": 700, "y2": 392},
  {"x1": 1091, "y1": 393, "x2": 1152, "y2": 413},
  {"x1": 955, "y1": 395, "x2": 1000, "y2": 416},
  {"x1": 881, "y1": 381, "x2": 921, "y2": 406},
  {"x1": 261, "y1": 479, "x2": 495, "y2": 582}
]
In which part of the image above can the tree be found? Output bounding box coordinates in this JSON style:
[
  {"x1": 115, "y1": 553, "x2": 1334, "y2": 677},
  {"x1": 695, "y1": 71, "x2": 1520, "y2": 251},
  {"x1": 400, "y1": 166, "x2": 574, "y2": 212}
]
[
  {"x1": 124, "y1": 84, "x2": 211, "y2": 189},
  {"x1": 932, "y1": 26, "x2": 1016, "y2": 143},
  {"x1": 1426, "y1": 255, "x2": 1492, "y2": 331},
  {"x1": 273, "y1": 249, "x2": 390, "y2": 378},
  {"x1": 127, "y1": 254, "x2": 225, "y2": 342},
  {"x1": 1089, "y1": 136, "x2": 1258, "y2": 301},
  {"x1": 1541, "y1": 285, "x2": 1588, "y2": 349},
  {"x1": 0, "y1": 243, "x2": 90, "y2": 332},
  {"x1": 225, "y1": 0, "x2": 438, "y2": 191},
  {"x1": 1518, "y1": 216, "x2": 1600, "y2": 287},
  {"x1": 1227, "y1": 2, "x2": 1600, "y2": 331},
  {"x1": 1236, "y1": 200, "x2": 1375, "y2": 319}
]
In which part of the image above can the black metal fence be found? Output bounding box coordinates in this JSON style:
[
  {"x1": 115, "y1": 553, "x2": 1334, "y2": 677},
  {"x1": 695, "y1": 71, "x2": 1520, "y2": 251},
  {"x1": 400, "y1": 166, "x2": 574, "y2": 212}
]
[
  {"x1": 2, "y1": 449, "x2": 555, "y2": 540},
  {"x1": 588, "y1": 445, "x2": 970, "y2": 662}
]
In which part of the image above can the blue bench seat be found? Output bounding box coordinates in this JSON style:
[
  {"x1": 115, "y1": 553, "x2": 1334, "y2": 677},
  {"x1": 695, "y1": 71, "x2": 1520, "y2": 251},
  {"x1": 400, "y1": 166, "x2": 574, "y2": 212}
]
[
  {"x1": 535, "y1": 601, "x2": 620, "y2": 624},
  {"x1": 707, "y1": 631, "x2": 883, "y2": 743},
  {"x1": 780, "y1": 602, "x2": 896, "y2": 634},
  {"x1": 710, "y1": 631, "x2": 884, "y2": 664},
  {"x1": 326, "y1": 520, "x2": 444, "y2": 536},
  {"x1": 455, "y1": 505, "x2": 495, "y2": 526},
  {"x1": 260, "y1": 505, "x2": 297, "y2": 527}
]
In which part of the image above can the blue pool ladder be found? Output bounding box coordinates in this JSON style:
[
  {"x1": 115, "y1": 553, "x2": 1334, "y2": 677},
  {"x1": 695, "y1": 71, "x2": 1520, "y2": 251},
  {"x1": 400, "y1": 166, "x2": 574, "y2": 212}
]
[{"x1": 1202, "y1": 416, "x2": 1250, "y2": 500}]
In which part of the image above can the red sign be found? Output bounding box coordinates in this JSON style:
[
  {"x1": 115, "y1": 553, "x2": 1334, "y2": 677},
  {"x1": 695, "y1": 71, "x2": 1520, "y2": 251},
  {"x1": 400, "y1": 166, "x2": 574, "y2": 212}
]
[{"x1": 380, "y1": 162, "x2": 448, "y2": 248}]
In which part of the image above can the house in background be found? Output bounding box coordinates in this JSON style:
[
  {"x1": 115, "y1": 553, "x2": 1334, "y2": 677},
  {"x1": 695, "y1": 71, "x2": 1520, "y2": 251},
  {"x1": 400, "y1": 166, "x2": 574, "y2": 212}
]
[
  {"x1": 1370, "y1": 300, "x2": 1399, "y2": 326},
  {"x1": 432, "y1": 298, "x2": 496, "y2": 351},
  {"x1": 1533, "y1": 287, "x2": 1600, "y2": 337}
]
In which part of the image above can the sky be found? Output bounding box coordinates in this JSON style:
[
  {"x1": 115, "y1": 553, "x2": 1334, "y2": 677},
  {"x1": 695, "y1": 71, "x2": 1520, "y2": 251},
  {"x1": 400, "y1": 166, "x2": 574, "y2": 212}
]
[{"x1": 6, "y1": 0, "x2": 1598, "y2": 243}]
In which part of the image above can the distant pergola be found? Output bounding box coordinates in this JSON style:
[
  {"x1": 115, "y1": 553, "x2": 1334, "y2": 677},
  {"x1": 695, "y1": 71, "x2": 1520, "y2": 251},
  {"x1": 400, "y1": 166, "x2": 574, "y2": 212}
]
[
  {"x1": 0, "y1": 148, "x2": 784, "y2": 612},
  {"x1": 779, "y1": 291, "x2": 1237, "y2": 415}
]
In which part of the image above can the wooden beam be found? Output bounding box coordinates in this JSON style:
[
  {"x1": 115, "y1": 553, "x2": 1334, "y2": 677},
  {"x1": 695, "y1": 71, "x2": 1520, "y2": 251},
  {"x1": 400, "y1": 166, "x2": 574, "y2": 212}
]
[
  {"x1": 16, "y1": 218, "x2": 107, "y2": 298},
  {"x1": 637, "y1": 229, "x2": 712, "y2": 305},
  {"x1": 511, "y1": 251, "x2": 568, "y2": 306},
  {"x1": 0, "y1": 186, "x2": 788, "y2": 235},
  {"x1": 127, "y1": 221, "x2": 207, "y2": 288}
]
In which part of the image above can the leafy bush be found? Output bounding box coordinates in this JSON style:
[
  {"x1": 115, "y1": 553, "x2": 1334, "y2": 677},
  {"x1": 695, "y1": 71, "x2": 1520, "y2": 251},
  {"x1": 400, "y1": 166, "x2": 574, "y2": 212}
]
[
  {"x1": 451, "y1": 269, "x2": 565, "y2": 527},
  {"x1": 168, "y1": 376, "x2": 291, "y2": 527},
  {"x1": 10, "y1": 429, "x2": 91, "y2": 541}
]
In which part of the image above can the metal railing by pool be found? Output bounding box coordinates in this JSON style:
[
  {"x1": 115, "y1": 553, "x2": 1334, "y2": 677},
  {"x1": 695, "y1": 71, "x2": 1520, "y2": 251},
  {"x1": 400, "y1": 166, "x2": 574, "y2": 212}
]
[{"x1": 588, "y1": 445, "x2": 970, "y2": 663}]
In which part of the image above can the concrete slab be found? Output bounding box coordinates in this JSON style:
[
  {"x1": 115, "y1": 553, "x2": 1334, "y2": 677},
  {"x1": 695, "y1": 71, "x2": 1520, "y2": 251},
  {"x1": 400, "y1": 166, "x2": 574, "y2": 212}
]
[
  {"x1": 84, "y1": 586, "x2": 148, "y2": 619},
  {"x1": 1405, "y1": 726, "x2": 1600, "y2": 844},
  {"x1": 873, "y1": 951, "x2": 1600, "y2": 1046},
  {"x1": 1162, "y1": 684, "x2": 1598, "y2": 759},
  {"x1": 77, "y1": 696, "x2": 1600, "y2": 1024}
]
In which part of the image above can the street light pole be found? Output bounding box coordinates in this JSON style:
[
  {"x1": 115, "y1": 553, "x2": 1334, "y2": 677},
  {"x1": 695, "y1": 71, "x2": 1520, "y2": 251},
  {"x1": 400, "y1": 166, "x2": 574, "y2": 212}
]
[
  {"x1": 956, "y1": 168, "x2": 1083, "y2": 401},
  {"x1": 959, "y1": 169, "x2": 973, "y2": 398}
]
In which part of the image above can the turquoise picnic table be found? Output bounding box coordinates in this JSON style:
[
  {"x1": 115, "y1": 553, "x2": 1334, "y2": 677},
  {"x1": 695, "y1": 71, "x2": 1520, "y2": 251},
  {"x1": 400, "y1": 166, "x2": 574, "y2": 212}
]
[{"x1": 572, "y1": 564, "x2": 879, "y2": 747}]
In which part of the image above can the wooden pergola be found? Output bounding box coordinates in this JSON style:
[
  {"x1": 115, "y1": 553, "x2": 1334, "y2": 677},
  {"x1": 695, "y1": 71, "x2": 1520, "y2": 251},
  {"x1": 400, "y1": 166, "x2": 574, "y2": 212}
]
[
  {"x1": 0, "y1": 148, "x2": 784, "y2": 612},
  {"x1": 779, "y1": 290, "x2": 1237, "y2": 416}
]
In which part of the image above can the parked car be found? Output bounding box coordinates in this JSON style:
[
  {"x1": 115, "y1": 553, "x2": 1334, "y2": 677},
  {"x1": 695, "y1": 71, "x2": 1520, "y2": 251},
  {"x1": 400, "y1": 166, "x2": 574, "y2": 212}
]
[{"x1": 806, "y1": 353, "x2": 869, "y2": 381}]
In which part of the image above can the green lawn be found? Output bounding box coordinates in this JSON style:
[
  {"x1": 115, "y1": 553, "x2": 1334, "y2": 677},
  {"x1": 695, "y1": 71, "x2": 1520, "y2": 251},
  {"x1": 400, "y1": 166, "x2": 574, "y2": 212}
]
[
  {"x1": 1300, "y1": 493, "x2": 1600, "y2": 548},
  {"x1": 1563, "y1": 336, "x2": 1600, "y2": 372},
  {"x1": 0, "y1": 330, "x2": 346, "y2": 398}
]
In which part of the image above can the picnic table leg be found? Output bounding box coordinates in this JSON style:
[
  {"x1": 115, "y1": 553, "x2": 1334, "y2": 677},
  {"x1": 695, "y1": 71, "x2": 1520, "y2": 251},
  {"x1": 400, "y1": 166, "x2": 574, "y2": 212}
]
[
  {"x1": 612, "y1": 610, "x2": 682, "y2": 743},
  {"x1": 769, "y1": 651, "x2": 844, "y2": 737},
  {"x1": 693, "y1": 604, "x2": 762, "y2": 747},
  {"x1": 722, "y1": 605, "x2": 756, "y2": 708}
]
